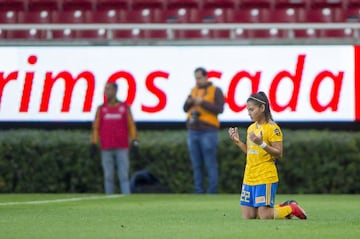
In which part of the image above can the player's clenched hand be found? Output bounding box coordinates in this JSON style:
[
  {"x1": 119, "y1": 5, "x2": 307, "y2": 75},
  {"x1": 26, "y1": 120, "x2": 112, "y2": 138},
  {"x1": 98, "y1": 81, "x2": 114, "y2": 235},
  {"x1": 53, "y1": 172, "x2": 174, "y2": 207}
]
[{"x1": 249, "y1": 131, "x2": 263, "y2": 145}]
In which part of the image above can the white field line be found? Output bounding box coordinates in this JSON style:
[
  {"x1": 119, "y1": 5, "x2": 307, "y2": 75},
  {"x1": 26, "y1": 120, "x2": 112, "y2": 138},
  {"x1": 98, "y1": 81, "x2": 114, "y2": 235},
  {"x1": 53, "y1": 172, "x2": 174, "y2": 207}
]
[{"x1": 0, "y1": 195, "x2": 125, "y2": 206}]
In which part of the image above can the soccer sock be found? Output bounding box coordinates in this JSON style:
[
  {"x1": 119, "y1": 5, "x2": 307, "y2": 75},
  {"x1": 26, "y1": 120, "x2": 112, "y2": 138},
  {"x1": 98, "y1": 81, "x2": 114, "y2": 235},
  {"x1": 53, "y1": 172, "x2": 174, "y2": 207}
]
[{"x1": 273, "y1": 205, "x2": 292, "y2": 219}]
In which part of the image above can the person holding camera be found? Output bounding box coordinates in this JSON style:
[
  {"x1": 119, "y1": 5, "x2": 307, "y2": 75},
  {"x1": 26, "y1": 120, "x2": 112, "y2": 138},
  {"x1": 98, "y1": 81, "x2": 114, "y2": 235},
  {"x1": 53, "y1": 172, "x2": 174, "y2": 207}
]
[
  {"x1": 90, "y1": 82, "x2": 138, "y2": 195},
  {"x1": 183, "y1": 67, "x2": 225, "y2": 194}
]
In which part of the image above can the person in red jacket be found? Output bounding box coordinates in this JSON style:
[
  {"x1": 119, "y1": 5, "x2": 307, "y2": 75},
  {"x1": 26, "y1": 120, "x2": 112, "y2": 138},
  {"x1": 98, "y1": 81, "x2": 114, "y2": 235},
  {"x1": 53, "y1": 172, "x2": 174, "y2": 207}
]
[{"x1": 91, "y1": 82, "x2": 138, "y2": 194}]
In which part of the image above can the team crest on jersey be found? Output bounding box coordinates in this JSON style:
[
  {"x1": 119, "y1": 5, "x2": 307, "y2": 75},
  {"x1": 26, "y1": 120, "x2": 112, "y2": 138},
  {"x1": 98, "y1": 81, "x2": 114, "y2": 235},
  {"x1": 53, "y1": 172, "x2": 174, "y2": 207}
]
[{"x1": 274, "y1": 128, "x2": 281, "y2": 136}]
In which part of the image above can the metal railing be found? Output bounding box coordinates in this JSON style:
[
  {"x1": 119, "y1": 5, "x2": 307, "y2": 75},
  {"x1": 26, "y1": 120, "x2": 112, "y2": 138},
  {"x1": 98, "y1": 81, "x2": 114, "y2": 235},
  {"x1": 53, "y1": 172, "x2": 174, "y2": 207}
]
[{"x1": 1, "y1": 22, "x2": 359, "y2": 44}]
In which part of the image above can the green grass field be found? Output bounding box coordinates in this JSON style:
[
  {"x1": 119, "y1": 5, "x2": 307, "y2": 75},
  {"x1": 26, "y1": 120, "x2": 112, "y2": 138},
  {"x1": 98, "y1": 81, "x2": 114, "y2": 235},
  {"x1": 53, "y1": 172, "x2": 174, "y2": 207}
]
[{"x1": 0, "y1": 194, "x2": 359, "y2": 239}]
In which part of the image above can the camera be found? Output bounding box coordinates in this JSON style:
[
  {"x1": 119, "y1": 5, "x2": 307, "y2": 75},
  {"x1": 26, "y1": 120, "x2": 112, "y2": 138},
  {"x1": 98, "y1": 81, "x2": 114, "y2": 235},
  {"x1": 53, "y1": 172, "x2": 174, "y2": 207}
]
[{"x1": 189, "y1": 110, "x2": 201, "y2": 125}]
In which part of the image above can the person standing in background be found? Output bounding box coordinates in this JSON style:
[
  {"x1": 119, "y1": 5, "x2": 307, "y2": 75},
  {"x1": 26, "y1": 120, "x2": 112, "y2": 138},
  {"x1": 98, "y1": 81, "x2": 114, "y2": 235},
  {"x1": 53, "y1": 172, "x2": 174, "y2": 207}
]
[
  {"x1": 91, "y1": 82, "x2": 138, "y2": 194},
  {"x1": 183, "y1": 67, "x2": 225, "y2": 194}
]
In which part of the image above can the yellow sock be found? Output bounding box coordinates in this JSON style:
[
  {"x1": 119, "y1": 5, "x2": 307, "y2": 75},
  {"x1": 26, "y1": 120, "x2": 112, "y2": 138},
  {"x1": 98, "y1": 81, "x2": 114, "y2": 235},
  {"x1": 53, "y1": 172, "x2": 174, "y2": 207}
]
[{"x1": 274, "y1": 205, "x2": 292, "y2": 219}]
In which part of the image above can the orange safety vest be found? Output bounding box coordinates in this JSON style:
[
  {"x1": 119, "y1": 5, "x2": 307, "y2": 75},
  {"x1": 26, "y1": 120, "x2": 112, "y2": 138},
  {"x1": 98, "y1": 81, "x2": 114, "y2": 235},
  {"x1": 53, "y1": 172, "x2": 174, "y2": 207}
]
[{"x1": 187, "y1": 85, "x2": 220, "y2": 128}]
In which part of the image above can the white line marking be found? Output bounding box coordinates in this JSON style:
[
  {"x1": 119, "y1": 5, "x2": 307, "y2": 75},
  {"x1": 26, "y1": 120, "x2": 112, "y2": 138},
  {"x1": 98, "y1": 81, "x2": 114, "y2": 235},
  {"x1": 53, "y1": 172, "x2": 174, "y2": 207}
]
[{"x1": 0, "y1": 195, "x2": 125, "y2": 206}]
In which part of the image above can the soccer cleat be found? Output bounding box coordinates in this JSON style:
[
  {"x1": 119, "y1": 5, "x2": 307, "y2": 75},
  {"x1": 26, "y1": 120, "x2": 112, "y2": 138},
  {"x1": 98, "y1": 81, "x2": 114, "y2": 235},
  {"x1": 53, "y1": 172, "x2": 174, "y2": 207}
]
[
  {"x1": 279, "y1": 200, "x2": 298, "y2": 219},
  {"x1": 280, "y1": 199, "x2": 298, "y2": 207},
  {"x1": 289, "y1": 203, "x2": 307, "y2": 220}
]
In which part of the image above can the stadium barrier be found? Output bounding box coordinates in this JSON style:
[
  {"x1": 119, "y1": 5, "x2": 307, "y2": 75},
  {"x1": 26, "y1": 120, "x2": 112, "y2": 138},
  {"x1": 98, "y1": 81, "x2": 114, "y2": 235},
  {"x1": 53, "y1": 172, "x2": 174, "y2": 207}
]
[{"x1": 0, "y1": 22, "x2": 360, "y2": 41}]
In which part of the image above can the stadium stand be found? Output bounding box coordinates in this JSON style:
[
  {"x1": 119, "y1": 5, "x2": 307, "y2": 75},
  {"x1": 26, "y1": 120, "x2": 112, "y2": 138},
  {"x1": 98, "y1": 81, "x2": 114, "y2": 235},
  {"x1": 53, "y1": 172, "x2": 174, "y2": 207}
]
[{"x1": 0, "y1": 0, "x2": 359, "y2": 41}]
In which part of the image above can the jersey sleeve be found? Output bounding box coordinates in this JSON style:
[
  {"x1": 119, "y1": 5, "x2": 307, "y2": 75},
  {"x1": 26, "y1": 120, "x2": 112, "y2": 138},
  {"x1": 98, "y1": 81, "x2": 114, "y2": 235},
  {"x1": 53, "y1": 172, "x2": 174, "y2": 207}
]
[{"x1": 268, "y1": 124, "x2": 283, "y2": 143}]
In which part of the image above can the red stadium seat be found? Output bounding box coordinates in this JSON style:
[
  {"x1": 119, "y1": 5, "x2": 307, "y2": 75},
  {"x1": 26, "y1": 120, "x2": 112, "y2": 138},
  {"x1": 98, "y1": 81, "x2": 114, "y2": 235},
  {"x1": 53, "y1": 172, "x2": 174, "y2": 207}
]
[
  {"x1": 319, "y1": 28, "x2": 355, "y2": 38},
  {"x1": 51, "y1": 10, "x2": 86, "y2": 39},
  {"x1": 96, "y1": 0, "x2": 129, "y2": 10},
  {"x1": 76, "y1": 28, "x2": 109, "y2": 39},
  {"x1": 173, "y1": 29, "x2": 212, "y2": 39},
  {"x1": 344, "y1": 8, "x2": 360, "y2": 22},
  {"x1": 80, "y1": 10, "x2": 122, "y2": 39},
  {"x1": 274, "y1": 0, "x2": 310, "y2": 9},
  {"x1": 18, "y1": 10, "x2": 52, "y2": 23},
  {"x1": 112, "y1": 9, "x2": 166, "y2": 39},
  {"x1": 310, "y1": 0, "x2": 344, "y2": 9},
  {"x1": 113, "y1": 29, "x2": 168, "y2": 40},
  {"x1": 268, "y1": 8, "x2": 306, "y2": 22},
  {"x1": 0, "y1": 0, "x2": 27, "y2": 11},
  {"x1": 62, "y1": 0, "x2": 95, "y2": 11},
  {"x1": 5, "y1": 11, "x2": 51, "y2": 39},
  {"x1": 0, "y1": 10, "x2": 19, "y2": 39},
  {"x1": 233, "y1": 28, "x2": 288, "y2": 39},
  {"x1": 202, "y1": 0, "x2": 238, "y2": 9},
  {"x1": 0, "y1": 10, "x2": 18, "y2": 24},
  {"x1": 200, "y1": 8, "x2": 229, "y2": 23},
  {"x1": 239, "y1": 0, "x2": 273, "y2": 9},
  {"x1": 305, "y1": 8, "x2": 344, "y2": 22},
  {"x1": 167, "y1": 0, "x2": 201, "y2": 9},
  {"x1": 51, "y1": 10, "x2": 85, "y2": 23},
  {"x1": 131, "y1": 0, "x2": 166, "y2": 10},
  {"x1": 229, "y1": 8, "x2": 270, "y2": 23},
  {"x1": 126, "y1": 9, "x2": 163, "y2": 23},
  {"x1": 28, "y1": 0, "x2": 61, "y2": 11},
  {"x1": 84, "y1": 10, "x2": 120, "y2": 23},
  {"x1": 293, "y1": 28, "x2": 319, "y2": 38},
  {"x1": 163, "y1": 8, "x2": 200, "y2": 23},
  {"x1": 348, "y1": 0, "x2": 360, "y2": 8}
]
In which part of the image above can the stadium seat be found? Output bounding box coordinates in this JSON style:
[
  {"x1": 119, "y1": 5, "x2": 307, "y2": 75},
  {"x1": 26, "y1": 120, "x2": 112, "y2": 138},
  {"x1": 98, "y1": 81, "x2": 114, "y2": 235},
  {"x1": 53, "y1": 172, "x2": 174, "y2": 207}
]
[
  {"x1": 131, "y1": 0, "x2": 166, "y2": 10},
  {"x1": 0, "y1": 0, "x2": 27, "y2": 11},
  {"x1": 126, "y1": 9, "x2": 163, "y2": 23},
  {"x1": 310, "y1": 0, "x2": 344, "y2": 9},
  {"x1": 18, "y1": 10, "x2": 52, "y2": 24},
  {"x1": 76, "y1": 28, "x2": 109, "y2": 39},
  {"x1": 229, "y1": 8, "x2": 270, "y2": 23},
  {"x1": 5, "y1": 11, "x2": 52, "y2": 39},
  {"x1": 199, "y1": 8, "x2": 229, "y2": 23},
  {"x1": 113, "y1": 9, "x2": 165, "y2": 40},
  {"x1": 173, "y1": 29, "x2": 212, "y2": 39},
  {"x1": 239, "y1": 0, "x2": 273, "y2": 9},
  {"x1": 234, "y1": 28, "x2": 288, "y2": 39},
  {"x1": 51, "y1": 10, "x2": 85, "y2": 23},
  {"x1": 344, "y1": 8, "x2": 360, "y2": 22},
  {"x1": 305, "y1": 8, "x2": 344, "y2": 22},
  {"x1": 51, "y1": 10, "x2": 86, "y2": 39},
  {"x1": 5, "y1": 29, "x2": 48, "y2": 40},
  {"x1": 268, "y1": 8, "x2": 307, "y2": 22},
  {"x1": 84, "y1": 9, "x2": 119, "y2": 23},
  {"x1": 348, "y1": 0, "x2": 360, "y2": 8},
  {"x1": 163, "y1": 8, "x2": 200, "y2": 23},
  {"x1": 81, "y1": 10, "x2": 121, "y2": 39},
  {"x1": 28, "y1": 0, "x2": 61, "y2": 11},
  {"x1": 0, "y1": 10, "x2": 18, "y2": 24},
  {"x1": 274, "y1": 0, "x2": 310, "y2": 9},
  {"x1": 113, "y1": 29, "x2": 168, "y2": 40},
  {"x1": 319, "y1": 28, "x2": 355, "y2": 38},
  {"x1": 202, "y1": 0, "x2": 238, "y2": 9},
  {"x1": 0, "y1": 10, "x2": 18, "y2": 38},
  {"x1": 96, "y1": 0, "x2": 129, "y2": 10},
  {"x1": 62, "y1": 0, "x2": 95, "y2": 11},
  {"x1": 293, "y1": 28, "x2": 319, "y2": 38},
  {"x1": 167, "y1": 0, "x2": 201, "y2": 9}
]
